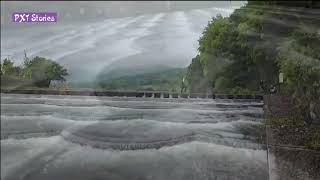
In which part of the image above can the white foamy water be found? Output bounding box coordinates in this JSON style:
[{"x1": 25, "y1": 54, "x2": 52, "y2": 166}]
[{"x1": 1, "y1": 94, "x2": 268, "y2": 180}]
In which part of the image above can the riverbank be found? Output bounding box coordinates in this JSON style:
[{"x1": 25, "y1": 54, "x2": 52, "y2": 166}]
[
  {"x1": 267, "y1": 117, "x2": 320, "y2": 151},
  {"x1": 263, "y1": 94, "x2": 320, "y2": 180},
  {"x1": 264, "y1": 94, "x2": 320, "y2": 150}
]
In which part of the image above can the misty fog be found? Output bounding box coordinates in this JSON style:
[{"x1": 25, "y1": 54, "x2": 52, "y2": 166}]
[{"x1": 1, "y1": 1, "x2": 246, "y2": 83}]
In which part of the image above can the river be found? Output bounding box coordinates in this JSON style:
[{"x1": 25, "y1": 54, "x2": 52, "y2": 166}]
[{"x1": 1, "y1": 93, "x2": 268, "y2": 180}]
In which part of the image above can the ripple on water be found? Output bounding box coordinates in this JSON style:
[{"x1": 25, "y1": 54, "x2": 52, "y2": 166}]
[{"x1": 62, "y1": 121, "x2": 198, "y2": 150}]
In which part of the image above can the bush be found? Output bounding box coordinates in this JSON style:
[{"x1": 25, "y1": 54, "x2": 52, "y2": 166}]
[{"x1": 277, "y1": 55, "x2": 320, "y2": 120}]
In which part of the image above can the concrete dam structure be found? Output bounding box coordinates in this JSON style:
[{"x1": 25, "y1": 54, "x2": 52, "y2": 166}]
[{"x1": 1, "y1": 89, "x2": 263, "y2": 100}]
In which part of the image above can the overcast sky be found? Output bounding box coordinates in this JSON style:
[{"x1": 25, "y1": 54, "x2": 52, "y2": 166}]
[
  {"x1": 1, "y1": 1, "x2": 245, "y2": 25},
  {"x1": 1, "y1": 1, "x2": 246, "y2": 83}
]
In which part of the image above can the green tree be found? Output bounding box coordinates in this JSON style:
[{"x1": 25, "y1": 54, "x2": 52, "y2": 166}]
[
  {"x1": 291, "y1": 29, "x2": 320, "y2": 60},
  {"x1": 24, "y1": 56, "x2": 68, "y2": 87},
  {"x1": 186, "y1": 55, "x2": 207, "y2": 93},
  {"x1": 186, "y1": 2, "x2": 319, "y2": 121},
  {"x1": 1, "y1": 58, "x2": 14, "y2": 75},
  {"x1": 278, "y1": 55, "x2": 320, "y2": 120}
]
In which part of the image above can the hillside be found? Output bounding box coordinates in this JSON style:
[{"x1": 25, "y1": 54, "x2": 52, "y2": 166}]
[
  {"x1": 97, "y1": 68, "x2": 186, "y2": 91},
  {"x1": 185, "y1": 1, "x2": 320, "y2": 121},
  {"x1": 186, "y1": 1, "x2": 319, "y2": 94}
]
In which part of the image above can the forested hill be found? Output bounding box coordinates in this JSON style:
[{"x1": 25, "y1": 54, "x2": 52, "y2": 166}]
[
  {"x1": 69, "y1": 68, "x2": 186, "y2": 92},
  {"x1": 185, "y1": 1, "x2": 320, "y2": 95},
  {"x1": 95, "y1": 68, "x2": 185, "y2": 92}
]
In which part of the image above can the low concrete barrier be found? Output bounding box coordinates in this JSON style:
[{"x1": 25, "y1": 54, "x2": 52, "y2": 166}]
[
  {"x1": 181, "y1": 93, "x2": 189, "y2": 98},
  {"x1": 154, "y1": 93, "x2": 161, "y2": 98},
  {"x1": 208, "y1": 94, "x2": 215, "y2": 99},
  {"x1": 198, "y1": 94, "x2": 207, "y2": 99},
  {"x1": 216, "y1": 94, "x2": 228, "y2": 99},
  {"x1": 171, "y1": 93, "x2": 179, "y2": 98},
  {"x1": 136, "y1": 92, "x2": 144, "y2": 97},
  {"x1": 163, "y1": 93, "x2": 170, "y2": 98},
  {"x1": 1, "y1": 89, "x2": 264, "y2": 99}
]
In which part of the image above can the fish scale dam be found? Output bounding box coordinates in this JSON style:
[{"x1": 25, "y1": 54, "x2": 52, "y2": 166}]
[{"x1": 1, "y1": 93, "x2": 268, "y2": 180}]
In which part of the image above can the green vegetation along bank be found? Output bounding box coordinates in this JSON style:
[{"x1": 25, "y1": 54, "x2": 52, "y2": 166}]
[
  {"x1": 185, "y1": 1, "x2": 320, "y2": 124},
  {"x1": 1, "y1": 54, "x2": 68, "y2": 89}
]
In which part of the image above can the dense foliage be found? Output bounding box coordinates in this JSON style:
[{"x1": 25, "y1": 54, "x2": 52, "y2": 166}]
[
  {"x1": 1, "y1": 56, "x2": 68, "y2": 88},
  {"x1": 186, "y1": 6, "x2": 280, "y2": 94},
  {"x1": 185, "y1": 2, "x2": 320, "y2": 121}
]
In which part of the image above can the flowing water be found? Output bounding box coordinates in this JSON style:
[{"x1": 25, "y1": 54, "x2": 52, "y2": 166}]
[{"x1": 1, "y1": 93, "x2": 268, "y2": 180}]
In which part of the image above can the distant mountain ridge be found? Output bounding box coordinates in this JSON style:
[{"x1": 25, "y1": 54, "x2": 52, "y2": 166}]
[
  {"x1": 97, "y1": 67, "x2": 186, "y2": 91},
  {"x1": 67, "y1": 67, "x2": 186, "y2": 91}
]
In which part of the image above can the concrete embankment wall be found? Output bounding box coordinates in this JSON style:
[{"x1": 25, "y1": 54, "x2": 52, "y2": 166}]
[
  {"x1": 264, "y1": 94, "x2": 320, "y2": 124},
  {"x1": 263, "y1": 94, "x2": 296, "y2": 118}
]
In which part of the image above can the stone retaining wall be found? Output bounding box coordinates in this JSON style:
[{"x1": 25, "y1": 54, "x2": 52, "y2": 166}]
[
  {"x1": 263, "y1": 94, "x2": 297, "y2": 118},
  {"x1": 264, "y1": 94, "x2": 320, "y2": 123}
]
